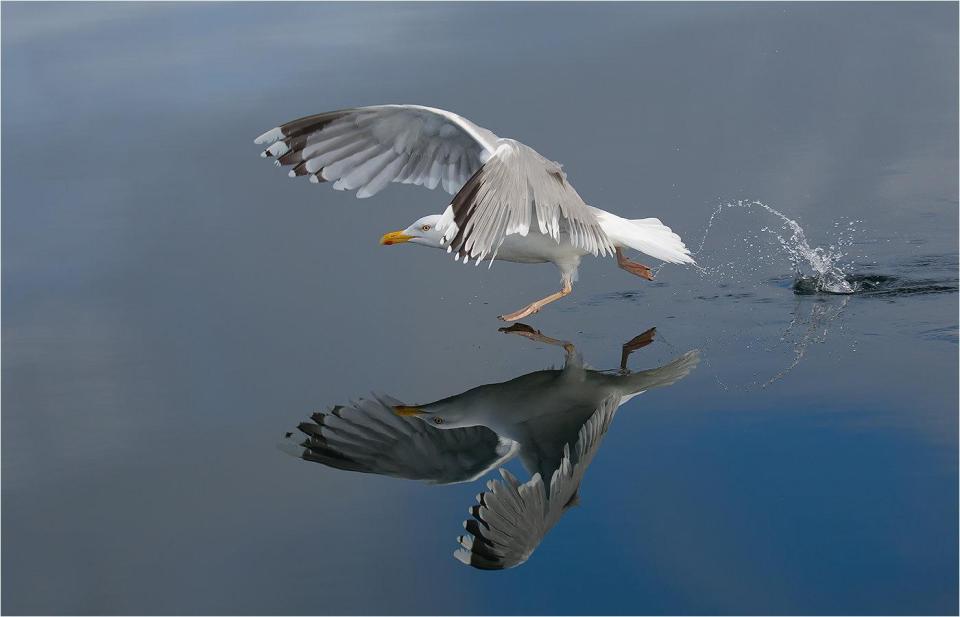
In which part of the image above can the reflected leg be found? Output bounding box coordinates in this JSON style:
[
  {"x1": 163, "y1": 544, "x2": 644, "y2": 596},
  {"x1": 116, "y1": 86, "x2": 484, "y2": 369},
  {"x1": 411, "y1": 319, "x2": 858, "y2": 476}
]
[
  {"x1": 620, "y1": 327, "x2": 657, "y2": 371},
  {"x1": 499, "y1": 323, "x2": 577, "y2": 360}
]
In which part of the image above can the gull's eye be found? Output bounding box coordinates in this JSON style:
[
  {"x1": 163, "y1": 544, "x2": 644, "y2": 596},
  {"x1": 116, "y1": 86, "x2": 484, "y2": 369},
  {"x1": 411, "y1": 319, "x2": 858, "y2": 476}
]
[
  {"x1": 432, "y1": 417, "x2": 443, "y2": 425},
  {"x1": 422, "y1": 225, "x2": 431, "y2": 232}
]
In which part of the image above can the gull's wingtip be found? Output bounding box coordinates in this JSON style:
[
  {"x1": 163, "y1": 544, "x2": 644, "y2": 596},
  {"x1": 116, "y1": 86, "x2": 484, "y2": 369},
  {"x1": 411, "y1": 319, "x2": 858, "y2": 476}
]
[
  {"x1": 259, "y1": 141, "x2": 290, "y2": 158},
  {"x1": 254, "y1": 127, "x2": 283, "y2": 145}
]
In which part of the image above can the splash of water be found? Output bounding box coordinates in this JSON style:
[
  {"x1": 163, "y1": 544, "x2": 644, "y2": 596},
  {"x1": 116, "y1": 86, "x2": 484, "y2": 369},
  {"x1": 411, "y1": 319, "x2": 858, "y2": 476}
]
[{"x1": 695, "y1": 200, "x2": 859, "y2": 294}]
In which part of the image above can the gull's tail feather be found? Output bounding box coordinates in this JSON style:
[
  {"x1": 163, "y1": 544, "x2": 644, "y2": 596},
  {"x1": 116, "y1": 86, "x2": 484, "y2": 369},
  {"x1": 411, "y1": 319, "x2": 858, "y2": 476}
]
[{"x1": 589, "y1": 207, "x2": 695, "y2": 265}]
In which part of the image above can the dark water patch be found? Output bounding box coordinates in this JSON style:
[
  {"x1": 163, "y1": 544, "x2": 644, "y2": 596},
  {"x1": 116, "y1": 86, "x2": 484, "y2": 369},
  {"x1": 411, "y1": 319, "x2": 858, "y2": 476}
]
[
  {"x1": 791, "y1": 275, "x2": 860, "y2": 295},
  {"x1": 793, "y1": 273, "x2": 958, "y2": 297},
  {"x1": 791, "y1": 254, "x2": 959, "y2": 298}
]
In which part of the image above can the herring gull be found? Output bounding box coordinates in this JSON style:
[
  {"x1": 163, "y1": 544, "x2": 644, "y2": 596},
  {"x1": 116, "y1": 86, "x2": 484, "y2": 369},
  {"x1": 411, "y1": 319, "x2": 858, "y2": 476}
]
[{"x1": 255, "y1": 105, "x2": 695, "y2": 320}]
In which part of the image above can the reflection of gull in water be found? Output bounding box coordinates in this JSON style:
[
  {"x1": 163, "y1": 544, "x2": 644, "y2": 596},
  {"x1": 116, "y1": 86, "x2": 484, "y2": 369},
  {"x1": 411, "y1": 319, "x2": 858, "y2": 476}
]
[{"x1": 283, "y1": 326, "x2": 699, "y2": 569}]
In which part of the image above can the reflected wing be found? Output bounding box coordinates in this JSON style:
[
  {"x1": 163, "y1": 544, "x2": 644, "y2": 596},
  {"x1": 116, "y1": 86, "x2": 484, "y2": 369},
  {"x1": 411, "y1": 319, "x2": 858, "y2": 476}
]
[
  {"x1": 256, "y1": 105, "x2": 497, "y2": 197},
  {"x1": 255, "y1": 105, "x2": 613, "y2": 264},
  {"x1": 454, "y1": 395, "x2": 619, "y2": 569},
  {"x1": 282, "y1": 394, "x2": 517, "y2": 485}
]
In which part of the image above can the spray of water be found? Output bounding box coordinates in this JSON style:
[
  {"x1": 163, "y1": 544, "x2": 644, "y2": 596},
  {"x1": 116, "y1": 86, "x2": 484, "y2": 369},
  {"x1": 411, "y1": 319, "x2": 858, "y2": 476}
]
[{"x1": 695, "y1": 200, "x2": 860, "y2": 294}]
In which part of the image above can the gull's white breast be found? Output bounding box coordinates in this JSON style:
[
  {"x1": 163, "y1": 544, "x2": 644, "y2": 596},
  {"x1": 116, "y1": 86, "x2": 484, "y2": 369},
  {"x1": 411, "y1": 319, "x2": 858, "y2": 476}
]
[{"x1": 493, "y1": 232, "x2": 588, "y2": 265}]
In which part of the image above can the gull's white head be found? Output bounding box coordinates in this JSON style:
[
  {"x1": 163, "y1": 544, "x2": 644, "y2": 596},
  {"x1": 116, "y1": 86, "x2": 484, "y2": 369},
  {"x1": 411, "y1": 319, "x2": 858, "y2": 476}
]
[{"x1": 379, "y1": 215, "x2": 445, "y2": 249}]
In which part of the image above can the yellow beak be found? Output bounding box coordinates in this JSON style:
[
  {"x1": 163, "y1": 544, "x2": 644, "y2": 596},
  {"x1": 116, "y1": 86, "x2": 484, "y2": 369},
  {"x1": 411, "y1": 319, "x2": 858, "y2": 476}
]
[
  {"x1": 380, "y1": 230, "x2": 413, "y2": 246},
  {"x1": 393, "y1": 405, "x2": 423, "y2": 417}
]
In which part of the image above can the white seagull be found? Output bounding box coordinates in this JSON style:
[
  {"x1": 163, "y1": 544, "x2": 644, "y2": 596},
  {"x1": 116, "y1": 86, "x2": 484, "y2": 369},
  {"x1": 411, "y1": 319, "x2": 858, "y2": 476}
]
[{"x1": 256, "y1": 105, "x2": 695, "y2": 320}]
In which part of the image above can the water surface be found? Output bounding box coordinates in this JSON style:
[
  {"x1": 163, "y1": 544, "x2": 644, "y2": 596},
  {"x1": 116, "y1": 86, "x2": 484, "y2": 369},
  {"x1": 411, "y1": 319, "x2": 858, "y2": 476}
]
[{"x1": 2, "y1": 3, "x2": 957, "y2": 614}]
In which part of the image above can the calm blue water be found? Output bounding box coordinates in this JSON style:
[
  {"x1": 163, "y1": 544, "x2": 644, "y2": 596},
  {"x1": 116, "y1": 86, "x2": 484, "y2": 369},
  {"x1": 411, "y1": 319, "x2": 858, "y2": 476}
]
[{"x1": 3, "y1": 3, "x2": 957, "y2": 614}]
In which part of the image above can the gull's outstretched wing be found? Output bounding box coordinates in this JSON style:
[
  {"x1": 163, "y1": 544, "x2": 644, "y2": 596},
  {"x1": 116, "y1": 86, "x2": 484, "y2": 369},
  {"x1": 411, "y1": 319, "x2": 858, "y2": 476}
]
[
  {"x1": 255, "y1": 105, "x2": 613, "y2": 264},
  {"x1": 454, "y1": 395, "x2": 619, "y2": 569},
  {"x1": 256, "y1": 105, "x2": 497, "y2": 197},
  {"x1": 282, "y1": 394, "x2": 517, "y2": 485}
]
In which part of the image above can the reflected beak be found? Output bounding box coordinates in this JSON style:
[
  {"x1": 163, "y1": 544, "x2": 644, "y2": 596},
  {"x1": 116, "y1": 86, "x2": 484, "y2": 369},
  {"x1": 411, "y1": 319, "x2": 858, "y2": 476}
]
[
  {"x1": 393, "y1": 405, "x2": 424, "y2": 417},
  {"x1": 380, "y1": 230, "x2": 413, "y2": 246}
]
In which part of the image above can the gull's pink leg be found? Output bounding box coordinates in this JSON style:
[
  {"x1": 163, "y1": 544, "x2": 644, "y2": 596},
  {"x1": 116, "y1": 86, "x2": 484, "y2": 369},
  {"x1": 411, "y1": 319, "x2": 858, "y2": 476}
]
[
  {"x1": 616, "y1": 247, "x2": 655, "y2": 281},
  {"x1": 498, "y1": 279, "x2": 573, "y2": 322}
]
